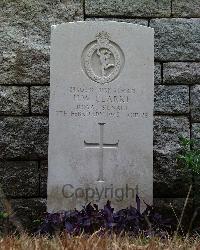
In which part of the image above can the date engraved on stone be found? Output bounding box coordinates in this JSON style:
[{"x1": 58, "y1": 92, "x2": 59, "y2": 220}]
[{"x1": 82, "y1": 31, "x2": 125, "y2": 84}]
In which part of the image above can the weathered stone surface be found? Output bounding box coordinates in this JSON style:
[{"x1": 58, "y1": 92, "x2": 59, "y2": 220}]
[
  {"x1": 154, "y1": 151, "x2": 192, "y2": 198},
  {"x1": 30, "y1": 86, "x2": 49, "y2": 114},
  {"x1": 172, "y1": 0, "x2": 200, "y2": 17},
  {"x1": 191, "y1": 123, "x2": 200, "y2": 149},
  {"x1": 10, "y1": 198, "x2": 46, "y2": 231},
  {"x1": 86, "y1": 18, "x2": 148, "y2": 26},
  {"x1": 154, "y1": 85, "x2": 189, "y2": 114},
  {"x1": 40, "y1": 160, "x2": 48, "y2": 197},
  {"x1": 85, "y1": 0, "x2": 171, "y2": 17},
  {"x1": 154, "y1": 198, "x2": 193, "y2": 230},
  {"x1": 154, "y1": 116, "x2": 191, "y2": 198},
  {"x1": 191, "y1": 85, "x2": 200, "y2": 122},
  {"x1": 48, "y1": 22, "x2": 154, "y2": 212},
  {"x1": 150, "y1": 19, "x2": 200, "y2": 61},
  {"x1": 0, "y1": 0, "x2": 83, "y2": 85},
  {"x1": 0, "y1": 86, "x2": 29, "y2": 115},
  {"x1": 154, "y1": 63, "x2": 161, "y2": 85},
  {"x1": 0, "y1": 161, "x2": 39, "y2": 197},
  {"x1": 163, "y1": 63, "x2": 200, "y2": 85},
  {"x1": 191, "y1": 123, "x2": 200, "y2": 217},
  {"x1": 0, "y1": 117, "x2": 48, "y2": 159},
  {"x1": 154, "y1": 116, "x2": 190, "y2": 154}
]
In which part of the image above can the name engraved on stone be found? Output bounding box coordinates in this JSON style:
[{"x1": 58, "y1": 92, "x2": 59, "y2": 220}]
[
  {"x1": 82, "y1": 31, "x2": 125, "y2": 84},
  {"x1": 66, "y1": 85, "x2": 145, "y2": 119},
  {"x1": 84, "y1": 123, "x2": 119, "y2": 182}
]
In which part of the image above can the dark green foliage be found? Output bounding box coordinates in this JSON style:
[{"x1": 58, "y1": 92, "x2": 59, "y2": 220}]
[
  {"x1": 177, "y1": 136, "x2": 200, "y2": 175},
  {"x1": 0, "y1": 211, "x2": 8, "y2": 219}
]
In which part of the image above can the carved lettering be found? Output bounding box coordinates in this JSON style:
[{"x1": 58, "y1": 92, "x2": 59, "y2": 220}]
[{"x1": 54, "y1": 85, "x2": 149, "y2": 119}]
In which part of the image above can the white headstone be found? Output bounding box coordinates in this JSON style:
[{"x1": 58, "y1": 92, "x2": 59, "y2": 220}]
[{"x1": 48, "y1": 21, "x2": 154, "y2": 212}]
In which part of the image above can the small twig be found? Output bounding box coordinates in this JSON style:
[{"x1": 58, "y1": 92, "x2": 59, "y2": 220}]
[
  {"x1": 176, "y1": 184, "x2": 192, "y2": 234},
  {"x1": 185, "y1": 207, "x2": 200, "y2": 241},
  {"x1": 170, "y1": 203, "x2": 184, "y2": 236}
]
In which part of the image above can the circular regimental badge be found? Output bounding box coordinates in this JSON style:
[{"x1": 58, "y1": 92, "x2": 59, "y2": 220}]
[{"x1": 82, "y1": 31, "x2": 124, "y2": 84}]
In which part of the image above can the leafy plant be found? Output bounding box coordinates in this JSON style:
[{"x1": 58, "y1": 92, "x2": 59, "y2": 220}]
[
  {"x1": 0, "y1": 211, "x2": 8, "y2": 220},
  {"x1": 36, "y1": 196, "x2": 173, "y2": 237},
  {"x1": 177, "y1": 136, "x2": 200, "y2": 175}
]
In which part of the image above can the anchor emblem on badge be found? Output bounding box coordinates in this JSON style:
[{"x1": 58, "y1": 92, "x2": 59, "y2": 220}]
[{"x1": 82, "y1": 31, "x2": 125, "y2": 84}]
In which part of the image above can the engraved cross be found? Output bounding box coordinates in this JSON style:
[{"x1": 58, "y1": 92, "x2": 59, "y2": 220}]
[{"x1": 84, "y1": 123, "x2": 119, "y2": 182}]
